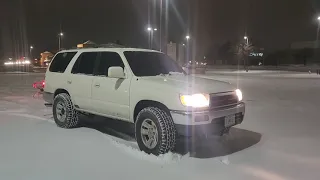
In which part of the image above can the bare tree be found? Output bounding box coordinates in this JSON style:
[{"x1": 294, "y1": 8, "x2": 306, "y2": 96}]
[{"x1": 234, "y1": 42, "x2": 254, "y2": 70}]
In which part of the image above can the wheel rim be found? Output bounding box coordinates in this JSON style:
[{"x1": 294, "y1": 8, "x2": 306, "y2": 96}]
[
  {"x1": 140, "y1": 119, "x2": 158, "y2": 149},
  {"x1": 56, "y1": 101, "x2": 67, "y2": 122}
]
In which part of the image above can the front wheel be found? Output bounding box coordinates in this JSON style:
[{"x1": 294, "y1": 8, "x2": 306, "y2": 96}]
[{"x1": 135, "y1": 107, "x2": 176, "y2": 155}]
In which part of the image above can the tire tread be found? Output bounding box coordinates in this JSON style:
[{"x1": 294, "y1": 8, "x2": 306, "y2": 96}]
[
  {"x1": 136, "y1": 107, "x2": 176, "y2": 154},
  {"x1": 53, "y1": 93, "x2": 79, "y2": 128}
]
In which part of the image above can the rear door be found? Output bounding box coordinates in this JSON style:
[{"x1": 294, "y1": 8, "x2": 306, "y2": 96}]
[
  {"x1": 91, "y1": 52, "x2": 131, "y2": 121},
  {"x1": 67, "y1": 52, "x2": 98, "y2": 111},
  {"x1": 45, "y1": 51, "x2": 77, "y2": 94}
]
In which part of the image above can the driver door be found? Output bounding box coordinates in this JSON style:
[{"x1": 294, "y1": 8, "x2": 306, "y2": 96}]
[{"x1": 91, "y1": 52, "x2": 130, "y2": 121}]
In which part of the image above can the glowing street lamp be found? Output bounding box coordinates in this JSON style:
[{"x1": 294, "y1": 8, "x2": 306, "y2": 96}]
[
  {"x1": 146, "y1": 27, "x2": 157, "y2": 49},
  {"x1": 30, "y1": 46, "x2": 34, "y2": 58},
  {"x1": 317, "y1": 17, "x2": 320, "y2": 41},
  {"x1": 58, "y1": 32, "x2": 64, "y2": 50},
  {"x1": 185, "y1": 35, "x2": 191, "y2": 62},
  {"x1": 244, "y1": 36, "x2": 249, "y2": 44}
]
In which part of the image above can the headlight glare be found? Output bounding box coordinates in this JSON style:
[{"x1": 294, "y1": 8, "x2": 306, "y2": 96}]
[
  {"x1": 180, "y1": 94, "x2": 210, "y2": 108},
  {"x1": 235, "y1": 89, "x2": 243, "y2": 101}
]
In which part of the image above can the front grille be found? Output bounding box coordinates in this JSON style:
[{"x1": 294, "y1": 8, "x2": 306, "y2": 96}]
[{"x1": 210, "y1": 92, "x2": 239, "y2": 108}]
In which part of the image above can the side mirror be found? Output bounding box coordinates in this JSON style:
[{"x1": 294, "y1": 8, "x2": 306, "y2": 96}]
[{"x1": 108, "y1": 66, "x2": 125, "y2": 78}]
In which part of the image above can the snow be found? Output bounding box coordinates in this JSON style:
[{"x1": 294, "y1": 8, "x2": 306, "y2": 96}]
[{"x1": 0, "y1": 72, "x2": 320, "y2": 180}]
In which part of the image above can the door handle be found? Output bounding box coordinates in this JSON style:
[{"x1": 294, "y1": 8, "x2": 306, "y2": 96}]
[
  {"x1": 94, "y1": 83, "x2": 100, "y2": 88},
  {"x1": 67, "y1": 80, "x2": 72, "y2": 84}
]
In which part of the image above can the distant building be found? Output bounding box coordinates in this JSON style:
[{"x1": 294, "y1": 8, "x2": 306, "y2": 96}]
[
  {"x1": 76, "y1": 41, "x2": 125, "y2": 48},
  {"x1": 40, "y1": 51, "x2": 54, "y2": 67},
  {"x1": 177, "y1": 44, "x2": 186, "y2": 64},
  {"x1": 167, "y1": 42, "x2": 177, "y2": 61},
  {"x1": 77, "y1": 40, "x2": 97, "y2": 48}
]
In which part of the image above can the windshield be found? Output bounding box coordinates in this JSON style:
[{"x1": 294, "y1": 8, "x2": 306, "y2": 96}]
[{"x1": 124, "y1": 51, "x2": 185, "y2": 77}]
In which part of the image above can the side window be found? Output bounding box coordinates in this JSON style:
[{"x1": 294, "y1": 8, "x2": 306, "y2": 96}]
[
  {"x1": 71, "y1": 52, "x2": 98, "y2": 75},
  {"x1": 49, "y1": 52, "x2": 77, "y2": 73},
  {"x1": 96, "y1": 52, "x2": 125, "y2": 76}
]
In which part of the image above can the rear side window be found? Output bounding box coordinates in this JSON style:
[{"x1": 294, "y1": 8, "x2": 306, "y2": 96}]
[
  {"x1": 71, "y1": 52, "x2": 98, "y2": 75},
  {"x1": 96, "y1": 52, "x2": 124, "y2": 76},
  {"x1": 49, "y1": 52, "x2": 77, "y2": 73}
]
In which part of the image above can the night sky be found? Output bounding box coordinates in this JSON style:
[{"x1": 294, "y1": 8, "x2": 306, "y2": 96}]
[{"x1": 1, "y1": 0, "x2": 320, "y2": 58}]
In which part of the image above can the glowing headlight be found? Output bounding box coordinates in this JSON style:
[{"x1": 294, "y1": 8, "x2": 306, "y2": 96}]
[
  {"x1": 235, "y1": 89, "x2": 243, "y2": 101},
  {"x1": 180, "y1": 94, "x2": 210, "y2": 108},
  {"x1": 4, "y1": 62, "x2": 14, "y2": 65}
]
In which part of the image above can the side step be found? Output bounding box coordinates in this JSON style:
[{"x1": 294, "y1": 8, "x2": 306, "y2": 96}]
[{"x1": 44, "y1": 103, "x2": 52, "y2": 107}]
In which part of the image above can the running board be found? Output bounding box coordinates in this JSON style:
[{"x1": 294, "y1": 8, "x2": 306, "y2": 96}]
[{"x1": 44, "y1": 103, "x2": 52, "y2": 107}]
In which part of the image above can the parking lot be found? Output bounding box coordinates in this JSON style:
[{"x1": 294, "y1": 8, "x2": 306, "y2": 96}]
[{"x1": 0, "y1": 72, "x2": 319, "y2": 180}]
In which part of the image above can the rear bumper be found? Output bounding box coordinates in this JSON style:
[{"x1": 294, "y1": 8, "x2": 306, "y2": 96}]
[
  {"x1": 43, "y1": 91, "x2": 54, "y2": 106},
  {"x1": 170, "y1": 102, "x2": 245, "y2": 136}
]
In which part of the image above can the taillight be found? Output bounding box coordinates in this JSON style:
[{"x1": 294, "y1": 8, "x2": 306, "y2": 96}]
[{"x1": 33, "y1": 80, "x2": 45, "y2": 90}]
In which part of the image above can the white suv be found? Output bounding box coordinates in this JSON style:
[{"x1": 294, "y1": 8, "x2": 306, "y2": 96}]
[{"x1": 44, "y1": 48, "x2": 245, "y2": 155}]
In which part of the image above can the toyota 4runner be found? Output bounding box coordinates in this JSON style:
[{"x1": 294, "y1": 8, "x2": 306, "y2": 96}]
[{"x1": 44, "y1": 48, "x2": 245, "y2": 155}]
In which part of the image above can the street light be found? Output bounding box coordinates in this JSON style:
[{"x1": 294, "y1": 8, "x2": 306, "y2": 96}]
[
  {"x1": 146, "y1": 27, "x2": 157, "y2": 49},
  {"x1": 244, "y1": 36, "x2": 249, "y2": 45},
  {"x1": 185, "y1": 35, "x2": 191, "y2": 63},
  {"x1": 58, "y1": 32, "x2": 64, "y2": 50},
  {"x1": 30, "y1": 46, "x2": 34, "y2": 58},
  {"x1": 317, "y1": 17, "x2": 320, "y2": 41}
]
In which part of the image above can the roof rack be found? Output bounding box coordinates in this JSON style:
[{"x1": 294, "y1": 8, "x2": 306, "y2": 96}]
[{"x1": 97, "y1": 43, "x2": 126, "y2": 48}]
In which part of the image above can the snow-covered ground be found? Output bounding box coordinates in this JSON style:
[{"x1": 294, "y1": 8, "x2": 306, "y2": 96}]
[{"x1": 0, "y1": 72, "x2": 320, "y2": 180}]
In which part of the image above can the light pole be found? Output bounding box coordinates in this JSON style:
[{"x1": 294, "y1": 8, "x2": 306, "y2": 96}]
[
  {"x1": 147, "y1": 27, "x2": 152, "y2": 49},
  {"x1": 58, "y1": 32, "x2": 64, "y2": 50},
  {"x1": 147, "y1": 27, "x2": 157, "y2": 49},
  {"x1": 244, "y1": 36, "x2": 249, "y2": 45},
  {"x1": 186, "y1": 35, "x2": 191, "y2": 63},
  {"x1": 160, "y1": 0, "x2": 163, "y2": 52},
  {"x1": 153, "y1": 28, "x2": 157, "y2": 50},
  {"x1": 30, "y1": 46, "x2": 33, "y2": 54},
  {"x1": 317, "y1": 17, "x2": 320, "y2": 42}
]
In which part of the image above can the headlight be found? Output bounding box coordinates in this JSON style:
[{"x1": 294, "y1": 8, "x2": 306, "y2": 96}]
[
  {"x1": 235, "y1": 89, "x2": 243, "y2": 101},
  {"x1": 180, "y1": 94, "x2": 210, "y2": 108}
]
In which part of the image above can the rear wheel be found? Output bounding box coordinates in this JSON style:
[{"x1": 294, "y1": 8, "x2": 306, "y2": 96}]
[
  {"x1": 53, "y1": 93, "x2": 79, "y2": 128},
  {"x1": 135, "y1": 107, "x2": 176, "y2": 155}
]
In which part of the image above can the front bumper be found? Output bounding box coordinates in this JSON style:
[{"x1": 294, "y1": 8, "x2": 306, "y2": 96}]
[{"x1": 170, "y1": 102, "x2": 245, "y2": 136}]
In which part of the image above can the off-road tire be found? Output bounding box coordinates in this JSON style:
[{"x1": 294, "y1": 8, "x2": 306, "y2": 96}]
[
  {"x1": 135, "y1": 107, "x2": 176, "y2": 155},
  {"x1": 53, "y1": 93, "x2": 79, "y2": 128}
]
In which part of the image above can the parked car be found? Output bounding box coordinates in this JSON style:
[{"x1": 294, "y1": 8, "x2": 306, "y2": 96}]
[
  {"x1": 43, "y1": 48, "x2": 245, "y2": 155},
  {"x1": 182, "y1": 61, "x2": 207, "y2": 74}
]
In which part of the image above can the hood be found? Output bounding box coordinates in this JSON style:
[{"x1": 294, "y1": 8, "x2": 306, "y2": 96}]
[{"x1": 139, "y1": 74, "x2": 235, "y2": 94}]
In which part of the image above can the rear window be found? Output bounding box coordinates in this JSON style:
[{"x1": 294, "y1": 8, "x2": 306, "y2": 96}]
[{"x1": 49, "y1": 52, "x2": 77, "y2": 73}]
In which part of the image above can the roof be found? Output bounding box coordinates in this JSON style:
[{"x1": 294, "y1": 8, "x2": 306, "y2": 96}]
[{"x1": 60, "y1": 48, "x2": 160, "y2": 53}]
